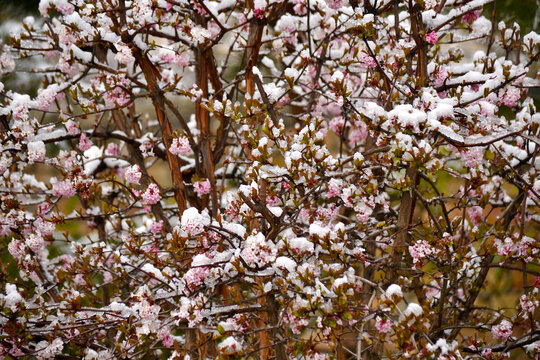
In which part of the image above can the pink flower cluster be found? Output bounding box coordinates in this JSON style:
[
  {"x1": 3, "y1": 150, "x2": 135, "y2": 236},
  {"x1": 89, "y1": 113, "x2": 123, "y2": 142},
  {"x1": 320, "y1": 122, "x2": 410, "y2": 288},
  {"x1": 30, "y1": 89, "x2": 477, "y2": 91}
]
[
  {"x1": 141, "y1": 184, "x2": 161, "y2": 205},
  {"x1": 65, "y1": 120, "x2": 79, "y2": 136},
  {"x1": 27, "y1": 141, "x2": 46, "y2": 163},
  {"x1": 169, "y1": 137, "x2": 192, "y2": 156},
  {"x1": 78, "y1": 133, "x2": 93, "y2": 151},
  {"x1": 468, "y1": 206, "x2": 483, "y2": 226},
  {"x1": 194, "y1": 179, "x2": 211, "y2": 195},
  {"x1": 326, "y1": 178, "x2": 343, "y2": 198},
  {"x1": 183, "y1": 267, "x2": 209, "y2": 291},
  {"x1": 329, "y1": 116, "x2": 345, "y2": 135},
  {"x1": 462, "y1": 10, "x2": 481, "y2": 24},
  {"x1": 425, "y1": 31, "x2": 438, "y2": 44},
  {"x1": 460, "y1": 147, "x2": 485, "y2": 168},
  {"x1": 125, "y1": 165, "x2": 142, "y2": 185},
  {"x1": 53, "y1": 180, "x2": 76, "y2": 198},
  {"x1": 499, "y1": 87, "x2": 521, "y2": 107},
  {"x1": 491, "y1": 319, "x2": 512, "y2": 340},
  {"x1": 408, "y1": 240, "x2": 436, "y2": 268},
  {"x1": 36, "y1": 87, "x2": 58, "y2": 111},
  {"x1": 114, "y1": 44, "x2": 135, "y2": 65},
  {"x1": 375, "y1": 316, "x2": 392, "y2": 334}
]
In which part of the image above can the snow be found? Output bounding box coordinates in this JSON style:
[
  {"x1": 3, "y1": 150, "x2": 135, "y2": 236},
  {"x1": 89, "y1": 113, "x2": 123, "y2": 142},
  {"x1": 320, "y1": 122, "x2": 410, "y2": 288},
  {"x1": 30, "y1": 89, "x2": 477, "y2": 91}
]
[
  {"x1": 3, "y1": 283, "x2": 23, "y2": 311},
  {"x1": 274, "y1": 256, "x2": 297, "y2": 273},
  {"x1": 426, "y1": 339, "x2": 458, "y2": 355},
  {"x1": 70, "y1": 44, "x2": 93, "y2": 63},
  {"x1": 268, "y1": 206, "x2": 282, "y2": 217},
  {"x1": 309, "y1": 223, "x2": 330, "y2": 238},
  {"x1": 217, "y1": 336, "x2": 242, "y2": 355},
  {"x1": 83, "y1": 146, "x2": 103, "y2": 175},
  {"x1": 385, "y1": 284, "x2": 403, "y2": 299},
  {"x1": 288, "y1": 237, "x2": 314, "y2": 254},
  {"x1": 404, "y1": 302, "x2": 423, "y2": 316}
]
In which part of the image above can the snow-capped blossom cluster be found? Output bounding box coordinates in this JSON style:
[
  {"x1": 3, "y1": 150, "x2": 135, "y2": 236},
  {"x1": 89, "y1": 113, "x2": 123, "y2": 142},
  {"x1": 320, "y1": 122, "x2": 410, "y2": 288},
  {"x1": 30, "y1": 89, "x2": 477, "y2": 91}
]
[
  {"x1": 11, "y1": 94, "x2": 31, "y2": 121},
  {"x1": 36, "y1": 87, "x2": 58, "y2": 111},
  {"x1": 499, "y1": 87, "x2": 521, "y2": 107},
  {"x1": 180, "y1": 207, "x2": 209, "y2": 235},
  {"x1": 0, "y1": 0, "x2": 537, "y2": 358},
  {"x1": 27, "y1": 141, "x2": 46, "y2": 163},
  {"x1": 114, "y1": 43, "x2": 134, "y2": 65},
  {"x1": 241, "y1": 232, "x2": 277, "y2": 268}
]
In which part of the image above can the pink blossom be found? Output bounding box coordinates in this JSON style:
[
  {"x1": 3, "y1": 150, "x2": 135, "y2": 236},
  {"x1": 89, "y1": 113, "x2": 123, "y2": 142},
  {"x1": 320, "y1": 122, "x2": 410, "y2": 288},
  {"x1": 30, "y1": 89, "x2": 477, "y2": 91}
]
[
  {"x1": 494, "y1": 237, "x2": 513, "y2": 256},
  {"x1": 462, "y1": 10, "x2": 481, "y2": 24},
  {"x1": 193, "y1": 2, "x2": 207, "y2": 15},
  {"x1": 194, "y1": 179, "x2": 211, "y2": 195},
  {"x1": 169, "y1": 137, "x2": 192, "y2": 156},
  {"x1": 293, "y1": 0, "x2": 307, "y2": 15},
  {"x1": 253, "y1": 8, "x2": 265, "y2": 18},
  {"x1": 34, "y1": 218, "x2": 55, "y2": 237},
  {"x1": 409, "y1": 240, "x2": 436, "y2": 268},
  {"x1": 78, "y1": 133, "x2": 93, "y2": 151},
  {"x1": 36, "y1": 87, "x2": 57, "y2": 111},
  {"x1": 468, "y1": 206, "x2": 483, "y2": 226},
  {"x1": 27, "y1": 141, "x2": 46, "y2": 163},
  {"x1": 355, "y1": 202, "x2": 373, "y2": 222},
  {"x1": 56, "y1": 0, "x2": 75, "y2": 15},
  {"x1": 183, "y1": 267, "x2": 209, "y2": 291},
  {"x1": 8, "y1": 240, "x2": 26, "y2": 260},
  {"x1": 362, "y1": 55, "x2": 378, "y2": 69},
  {"x1": 325, "y1": 0, "x2": 344, "y2": 9},
  {"x1": 520, "y1": 295, "x2": 538, "y2": 313},
  {"x1": 316, "y1": 204, "x2": 338, "y2": 220},
  {"x1": 11, "y1": 94, "x2": 30, "y2": 121},
  {"x1": 106, "y1": 143, "x2": 119, "y2": 155},
  {"x1": 65, "y1": 120, "x2": 79, "y2": 136},
  {"x1": 329, "y1": 116, "x2": 346, "y2": 135},
  {"x1": 139, "y1": 300, "x2": 160, "y2": 320},
  {"x1": 125, "y1": 165, "x2": 142, "y2": 185},
  {"x1": 26, "y1": 233, "x2": 44, "y2": 252},
  {"x1": 348, "y1": 122, "x2": 367, "y2": 146},
  {"x1": 142, "y1": 184, "x2": 161, "y2": 205},
  {"x1": 266, "y1": 196, "x2": 280, "y2": 206},
  {"x1": 433, "y1": 66, "x2": 448, "y2": 88},
  {"x1": 425, "y1": 31, "x2": 439, "y2": 44},
  {"x1": 53, "y1": 180, "x2": 76, "y2": 198},
  {"x1": 150, "y1": 220, "x2": 164, "y2": 234},
  {"x1": 491, "y1": 320, "x2": 512, "y2": 340},
  {"x1": 460, "y1": 147, "x2": 485, "y2": 168},
  {"x1": 326, "y1": 178, "x2": 343, "y2": 198},
  {"x1": 499, "y1": 87, "x2": 521, "y2": 107},
  {"x1": 159, "y1": 328, "x2": 174, "y2": 348},
  {"x1": 114, "y1": 44, "x2": 135, "y2": 65},
  {"x1": 174, "y1": 53, "x2": 190, "y2": 67},
  {"x1": 375, "y1": 316, "x2": 392, "y2": 334}
]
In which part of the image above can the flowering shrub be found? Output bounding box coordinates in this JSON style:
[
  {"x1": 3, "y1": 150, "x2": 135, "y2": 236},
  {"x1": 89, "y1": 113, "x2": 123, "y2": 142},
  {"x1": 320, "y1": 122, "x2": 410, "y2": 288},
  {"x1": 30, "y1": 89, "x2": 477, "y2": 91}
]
[{"x1": 0, "y1": 0, "x2": 539, "y2": 359}]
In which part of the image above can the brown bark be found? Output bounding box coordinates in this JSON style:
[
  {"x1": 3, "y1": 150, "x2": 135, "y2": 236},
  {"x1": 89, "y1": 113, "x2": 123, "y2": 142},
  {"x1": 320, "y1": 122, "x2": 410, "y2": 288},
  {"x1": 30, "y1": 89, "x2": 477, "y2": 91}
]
[{"x1": 134, "y1": 51, "x2": 187, "y2": 213}]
